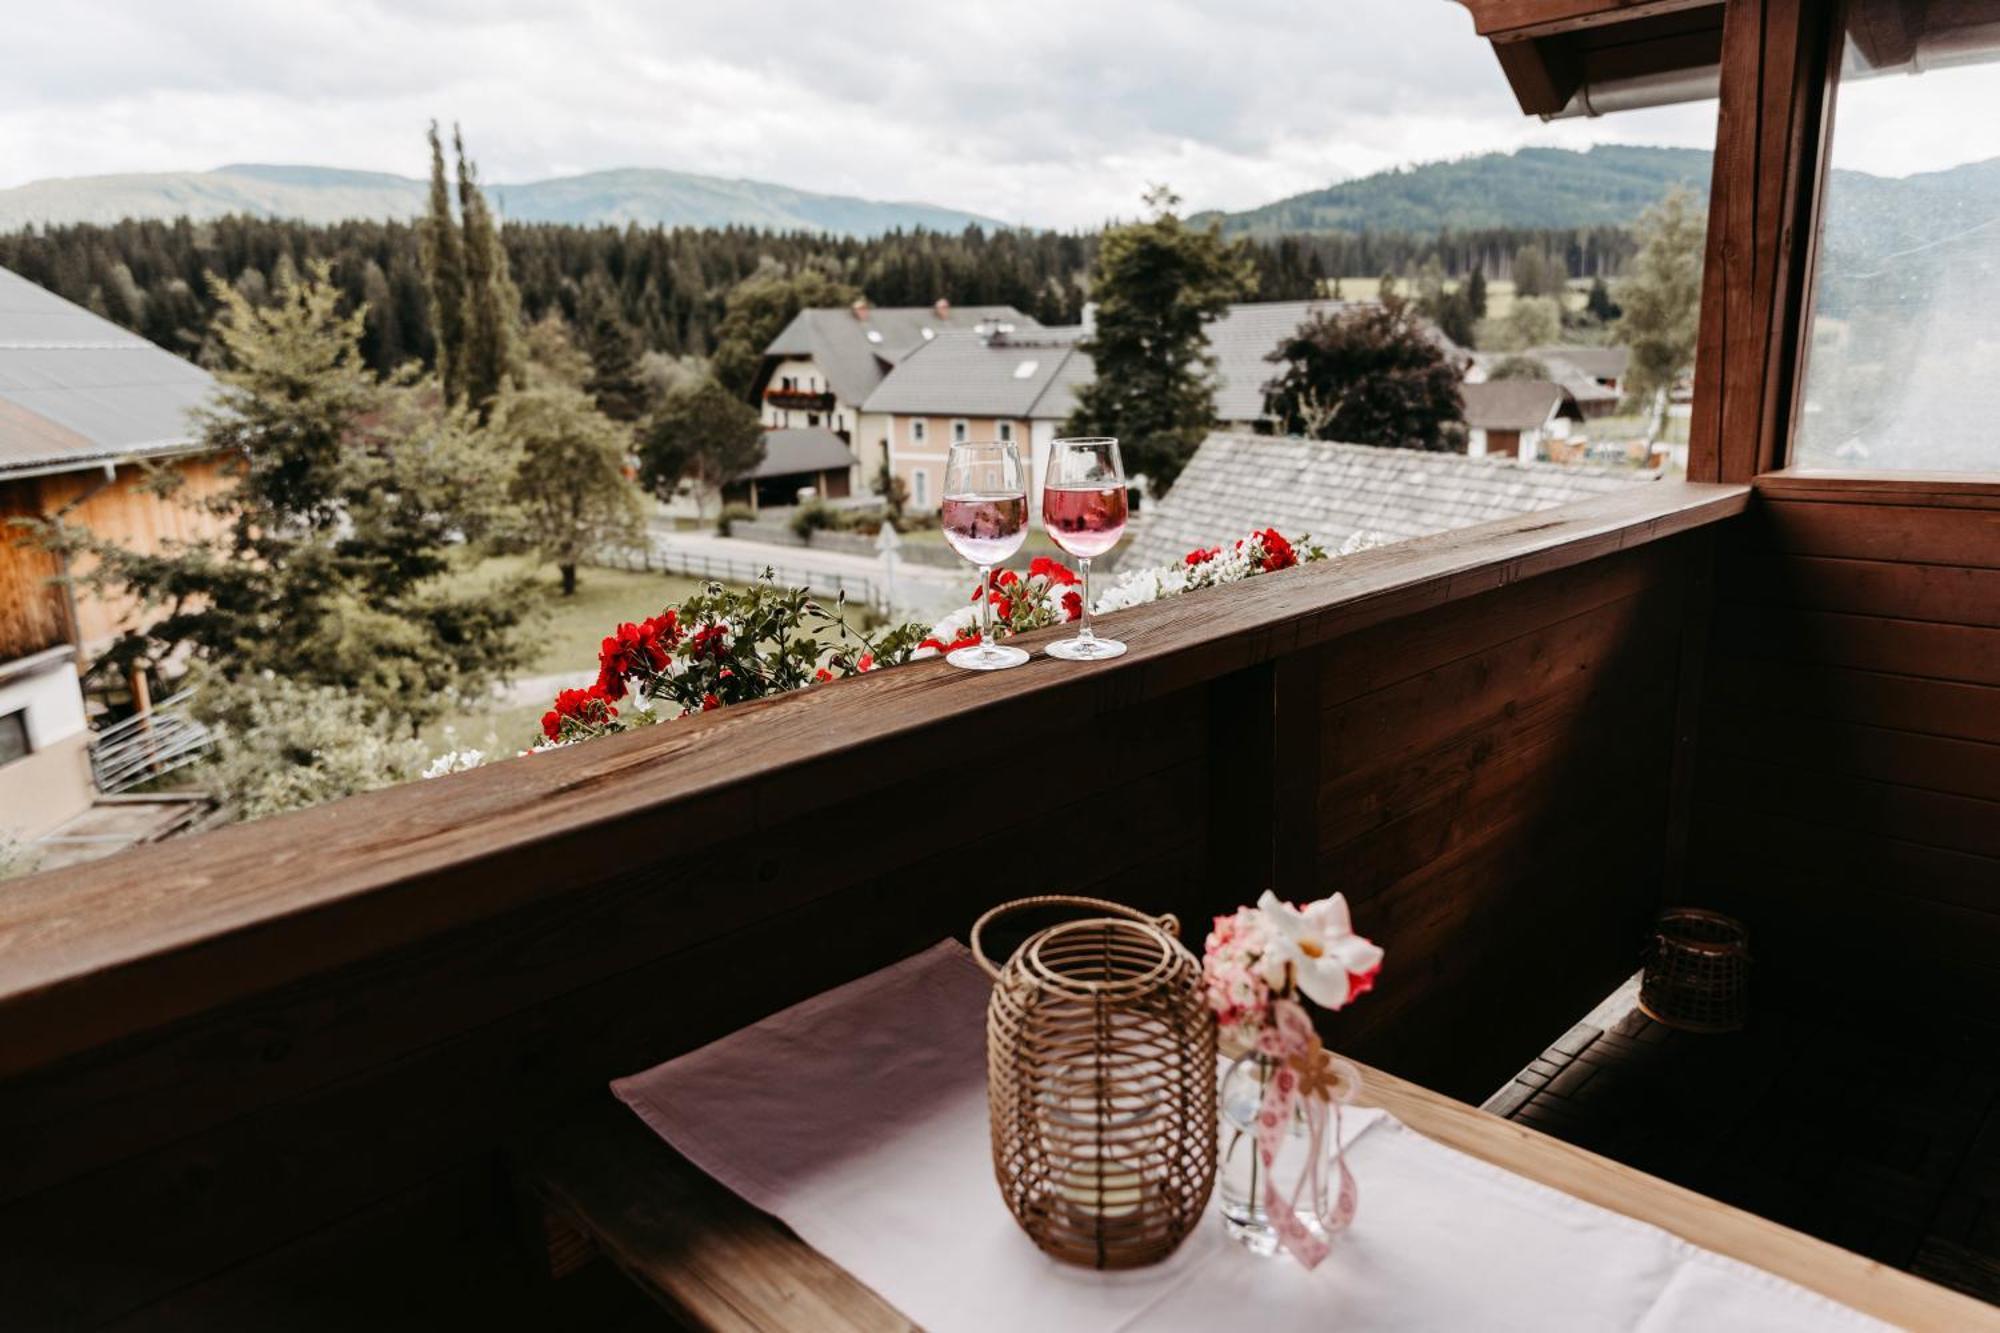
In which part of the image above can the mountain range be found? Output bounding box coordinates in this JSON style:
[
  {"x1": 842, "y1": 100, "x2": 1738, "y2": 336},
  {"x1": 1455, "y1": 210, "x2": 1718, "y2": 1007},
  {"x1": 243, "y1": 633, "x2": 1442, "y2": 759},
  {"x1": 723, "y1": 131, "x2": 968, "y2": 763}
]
[
  {"x1": 0, "y1": 163, "x2": 1007, "y2": 238},
  {"x1": 2, "y1": 147, "x2": 1996, "y2": 245}
]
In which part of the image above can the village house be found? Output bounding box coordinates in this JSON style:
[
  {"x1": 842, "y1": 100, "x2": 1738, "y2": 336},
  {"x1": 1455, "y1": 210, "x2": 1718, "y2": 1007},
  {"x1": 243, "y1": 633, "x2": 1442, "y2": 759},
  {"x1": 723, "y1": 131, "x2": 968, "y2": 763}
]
[
  {"x1": 0, "y1": 265, "x2": 223, "y2": 848},
  {"x1": 752, "y1": 298, "x2": 1042, "y2": 498},
  {"x1": 853, "y1": 298, "x2": 1477, "y2": 512},
  {"x1": 722, "y1": 426, "x2": 859, "y2": 511},
  {"x1": 1458, "y1": 379, "x2": 1586, "y2": 459},
  {"x1": 858, "y1": 323, "x2": 1091, "y2": 512}
]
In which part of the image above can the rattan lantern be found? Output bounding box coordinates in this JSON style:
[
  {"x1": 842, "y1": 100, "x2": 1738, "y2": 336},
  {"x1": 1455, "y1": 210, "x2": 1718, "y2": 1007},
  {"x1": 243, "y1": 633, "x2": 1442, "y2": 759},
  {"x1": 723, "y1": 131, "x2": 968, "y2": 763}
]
[
  {"x1": 1640, "y1": 908, "x2": 1751, "y2": 1033},
  {"x1": 972, "y1": 895, "x2": 1217, "y2": 1269}
]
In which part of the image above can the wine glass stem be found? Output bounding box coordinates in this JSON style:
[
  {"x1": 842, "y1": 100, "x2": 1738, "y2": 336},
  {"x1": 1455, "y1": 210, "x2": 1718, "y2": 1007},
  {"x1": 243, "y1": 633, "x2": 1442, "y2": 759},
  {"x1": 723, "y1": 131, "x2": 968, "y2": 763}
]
[
  {"x1": 979, "y1": 564, "x2": 994, "y2": 656},
  {"x1": 1078, "y1": 557, "x2": 1094, "y2": 643}
]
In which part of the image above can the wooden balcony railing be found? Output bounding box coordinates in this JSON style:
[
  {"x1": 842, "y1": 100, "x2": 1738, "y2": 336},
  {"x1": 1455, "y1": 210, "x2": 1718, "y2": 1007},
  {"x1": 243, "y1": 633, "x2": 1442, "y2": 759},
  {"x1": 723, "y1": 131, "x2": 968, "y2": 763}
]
[
  {"x1": 764, "y1": 387, "x2": 837, "y2": 412},
  {"x1": 0, "y1": 481, "x2": 1750, "y2": 1326}
]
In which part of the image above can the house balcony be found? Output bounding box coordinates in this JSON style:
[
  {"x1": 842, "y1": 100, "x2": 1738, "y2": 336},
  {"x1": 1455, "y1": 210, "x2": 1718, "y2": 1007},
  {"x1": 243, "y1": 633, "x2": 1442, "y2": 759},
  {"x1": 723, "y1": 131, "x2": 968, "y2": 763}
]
[
  {"x1": 1, "y1": 471, "x2": 1993, "y2": 1327},
  {"x1": 763, "y1": 387, "x2": 837, "y2": 412}
]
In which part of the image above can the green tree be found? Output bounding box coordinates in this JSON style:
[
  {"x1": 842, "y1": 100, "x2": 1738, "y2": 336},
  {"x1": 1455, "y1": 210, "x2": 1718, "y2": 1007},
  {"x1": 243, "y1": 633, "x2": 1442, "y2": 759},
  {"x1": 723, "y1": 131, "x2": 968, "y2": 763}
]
[
  {"x1": 640, "y1": 377, "x2": 766, "y2": 517},
  {"x1": 43, "y1": 264, "x2": 527, "y2": 728},
  {"x1": 1585, "y1": 275, "x2": 1621, "y2": 323},
  {"x1": 1488, "y1": 354, "x2": 1551, "y2": 381},
  {"x1": 711, "y1": 267, "x2": 860, "y2": 400},
  {"x1": 1512, "y1": 245, "x2": 1552, "y2": 299},
  {"x1": 580, "y1": 273, "x2": 651, "y2": 423},
  {"x1": 454, "y1": 126, "x2": 523, "y2": 418},
  {"x1": 1465, "y1": 267, "x2": 1489, "y2": 321},
  {"x1": 1065, "y1": 186, "x2": 1254, "y2": 492},
  {"x1": 497, "y1": 384, "x2": 647, "y2": 595},
  {"x1": 522, "y1": 311, "x2": 593, "y2": 389},
  {"x1": 1616, "y1": 187, "x2": 1705, "y2": 422},
  {"x1": 1498, "y1": 295, "x2": 1563, "y2": 351},
  {"x1": 419, "y1": 122, "x2": 468, "y2": 405},
  {"x1": 1413, "y1": 257, "x2": 1476, "y2": 348},
  {"x1": 1263, "y1": 297, "x2": 1464, "y2": 451},
  {"x1": 872, "y1": 459, "x2": 909, "y2": 523}
]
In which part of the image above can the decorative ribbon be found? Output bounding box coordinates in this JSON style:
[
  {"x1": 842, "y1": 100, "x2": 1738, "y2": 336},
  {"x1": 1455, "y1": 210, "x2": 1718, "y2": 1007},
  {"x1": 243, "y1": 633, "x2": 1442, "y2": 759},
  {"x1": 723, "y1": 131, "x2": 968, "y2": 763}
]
[{"x1": 1252, "y1": 1042, "x2": 1359, "y2": 1269}]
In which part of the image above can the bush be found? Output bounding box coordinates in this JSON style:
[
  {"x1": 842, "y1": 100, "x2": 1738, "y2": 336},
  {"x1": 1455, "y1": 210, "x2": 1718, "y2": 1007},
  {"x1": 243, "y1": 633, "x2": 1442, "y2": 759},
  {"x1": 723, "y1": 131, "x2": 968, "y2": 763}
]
[
  {"x1": 192, "y1": 670, "x2": 431, "y2": 822},
  {"x1": 716, "y1": 502, "x2": 755, "y2": 536},
  {"x1": 790, "y1": 498, "x2": 837, "y2": 540}
]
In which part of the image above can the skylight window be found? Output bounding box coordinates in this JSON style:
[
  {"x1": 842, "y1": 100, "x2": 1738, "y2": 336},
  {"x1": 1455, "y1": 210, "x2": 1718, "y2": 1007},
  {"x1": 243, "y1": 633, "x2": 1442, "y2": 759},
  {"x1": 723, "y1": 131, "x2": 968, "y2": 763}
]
[
  {"x1": 921, "y1": 328, "x2": 935, "y2": 340},
  {"x1": 866, "y1": 330, "x2": 883, "y2": 344},
  {"x1": 1013, "y1": 360, "x2": 1039, "y2": 379}
]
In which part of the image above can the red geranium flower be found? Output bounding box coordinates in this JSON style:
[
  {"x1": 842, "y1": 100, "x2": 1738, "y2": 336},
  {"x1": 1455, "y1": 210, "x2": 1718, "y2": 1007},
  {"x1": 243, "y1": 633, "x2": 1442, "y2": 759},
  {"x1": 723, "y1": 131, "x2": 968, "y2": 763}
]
[
  {"x1": 542, "y1": 683, "x2": 617, "y2": 741},
  {"x1": 995, "y1": 569, "x2": 1020, "y2": 588},
  {"x1": 700, "y1": 692, "x2": 722, "y2": 712},
  {"x1": 595, "y1": 610, "x2": 679, "y2": 700},
  {"x1": 1060, "y1": 589, "x2": 1082, "y2": 620},
  {"x1": 1029, "y1": 555, "x2": 1080, "y2": 587},
  {"x1": 813, "y1": 667, "x2": 834, "y2": 683},
  {"x1": 1258, "y1": 529, "x2": 1298, "y2": 572},
  {"x1": 857, "y1": 654, "x2": 875, "y2": 672},
  {"x1": 1185, "y1": 546, "x2": 1219, "y2": 566},
  {"x1": 687, "y1": 623, "x2": 731, "y2": 660}
]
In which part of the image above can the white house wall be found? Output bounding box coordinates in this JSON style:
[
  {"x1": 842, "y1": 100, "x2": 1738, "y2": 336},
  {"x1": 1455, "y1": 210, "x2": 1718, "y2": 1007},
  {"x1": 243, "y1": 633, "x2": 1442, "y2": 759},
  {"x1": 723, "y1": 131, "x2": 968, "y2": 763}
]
[{"x1": 0, "y1": 654, "x2": 94, "y2": 839}]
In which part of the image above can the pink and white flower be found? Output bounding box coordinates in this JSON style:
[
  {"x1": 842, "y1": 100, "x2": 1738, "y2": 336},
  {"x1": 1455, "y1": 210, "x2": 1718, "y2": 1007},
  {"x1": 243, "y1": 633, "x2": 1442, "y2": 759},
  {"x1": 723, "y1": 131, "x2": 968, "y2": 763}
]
[{"x1": 1255, "y1": 890, "x2": 1384, "y2": 1011}]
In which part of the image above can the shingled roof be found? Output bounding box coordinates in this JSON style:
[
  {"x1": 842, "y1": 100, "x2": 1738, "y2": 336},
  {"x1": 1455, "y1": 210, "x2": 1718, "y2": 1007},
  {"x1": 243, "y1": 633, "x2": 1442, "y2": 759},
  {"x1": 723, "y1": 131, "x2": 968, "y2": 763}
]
[
  {"x1": 859, "y1": 328, "x2": 1090, "y2": 419},
  {"x1": 1123, "y1": 432, "x2": 1656, "y2": 568},
  {"x1": 758, "y1": 304, "x2": 1041, "y2": 407},
  {"x1": 1199, "y1": 299, "x2": 1473, "y2": 425},
  {"x1": 1459, "y1": 380, "x2": 1582, "y2": 432},
  {"x1": 751, "y1": 426, "x2": 857, "y2": 479},
  {"x1": 0, "y1": 266, "x2": 215, "y2": 479}
]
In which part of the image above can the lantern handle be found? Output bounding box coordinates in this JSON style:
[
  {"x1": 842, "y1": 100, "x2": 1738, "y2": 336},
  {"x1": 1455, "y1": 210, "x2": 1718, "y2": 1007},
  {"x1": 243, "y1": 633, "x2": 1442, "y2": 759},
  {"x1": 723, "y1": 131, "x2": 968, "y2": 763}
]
[{"x1": 970, "y1": 895, "x2": 1180, "y2": 980}]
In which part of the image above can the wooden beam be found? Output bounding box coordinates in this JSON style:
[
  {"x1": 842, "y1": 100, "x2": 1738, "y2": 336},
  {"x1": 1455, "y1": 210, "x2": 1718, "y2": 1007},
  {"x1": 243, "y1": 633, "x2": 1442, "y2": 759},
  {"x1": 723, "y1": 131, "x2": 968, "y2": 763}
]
[
  {"x1": 1687, "y1": 0, "x2": 1842, "y2": 482},
  {"x1": 1457, "y1": 0, "x2": 1715, "y2": 40}
]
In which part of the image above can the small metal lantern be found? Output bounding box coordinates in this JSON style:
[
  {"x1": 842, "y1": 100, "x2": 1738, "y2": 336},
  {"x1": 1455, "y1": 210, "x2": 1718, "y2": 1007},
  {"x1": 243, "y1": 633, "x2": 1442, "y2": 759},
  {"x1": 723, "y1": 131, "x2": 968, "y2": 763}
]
[
  {"x1": 972, "y1": 895, "x2": 1217, "y2": 1269},
  {"x1": 1640, "y1": 908, "x2": 1751, "y2": 1033}
]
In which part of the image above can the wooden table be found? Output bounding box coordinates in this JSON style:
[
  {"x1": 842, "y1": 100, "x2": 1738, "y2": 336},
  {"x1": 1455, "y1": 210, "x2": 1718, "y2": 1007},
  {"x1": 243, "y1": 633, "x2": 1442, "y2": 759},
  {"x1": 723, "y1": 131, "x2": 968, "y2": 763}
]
[{"x1": 530, "y1": 1060, "x2": 2000, "y2": 1332}]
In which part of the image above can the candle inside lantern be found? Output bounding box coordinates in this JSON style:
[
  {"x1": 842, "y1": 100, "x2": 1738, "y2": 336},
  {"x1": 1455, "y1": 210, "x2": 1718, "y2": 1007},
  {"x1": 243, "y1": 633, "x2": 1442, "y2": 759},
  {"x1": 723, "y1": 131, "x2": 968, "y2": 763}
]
[{"x1": 1058, "y1": 1161, "x2": 1145, "y2": 1220}]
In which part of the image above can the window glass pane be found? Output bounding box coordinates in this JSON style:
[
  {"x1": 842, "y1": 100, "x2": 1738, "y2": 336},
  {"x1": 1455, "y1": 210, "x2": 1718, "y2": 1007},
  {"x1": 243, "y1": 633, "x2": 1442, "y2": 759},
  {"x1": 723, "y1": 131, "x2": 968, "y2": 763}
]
[{"x1": 1795, "y1": 18, "x2": 2000, "y2": 471}]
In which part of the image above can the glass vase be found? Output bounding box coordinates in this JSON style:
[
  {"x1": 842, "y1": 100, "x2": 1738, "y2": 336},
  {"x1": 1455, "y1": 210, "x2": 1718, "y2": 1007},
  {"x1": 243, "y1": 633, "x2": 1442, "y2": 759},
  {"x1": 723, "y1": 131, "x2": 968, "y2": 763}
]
[{"x1": 1217, "y1": 1050, "x2": 1353, "y2": 1257}]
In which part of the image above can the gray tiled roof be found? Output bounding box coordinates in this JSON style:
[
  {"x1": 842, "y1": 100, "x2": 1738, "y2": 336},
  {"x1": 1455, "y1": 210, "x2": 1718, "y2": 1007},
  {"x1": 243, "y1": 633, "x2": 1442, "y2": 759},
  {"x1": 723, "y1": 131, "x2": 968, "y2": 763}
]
[
  {"x1": 760, "y1": 304, "x2": 1040, "y2": 407},
  {"x1": 1206, "y1": 300, "x2": 1353, "y2": 423},
  {"x1": 1124, "y1": 432, "x2": 1656, "y2": 568},
  {"x1": 1529, "y1": 345, "x2": 1629, "y2": 382},
  {"x1": 860, "y1": 328, "x2": 1089, "y2": 419},
  {"x1": 752, "y1": 426, "x2": 857, "y2": 479},
  {"x1": 1460, "y1": 380, "x2": 1579, "y2": 431},
  {"x1": 0, "y1": 266, "x2": 216, "y2": 477}
]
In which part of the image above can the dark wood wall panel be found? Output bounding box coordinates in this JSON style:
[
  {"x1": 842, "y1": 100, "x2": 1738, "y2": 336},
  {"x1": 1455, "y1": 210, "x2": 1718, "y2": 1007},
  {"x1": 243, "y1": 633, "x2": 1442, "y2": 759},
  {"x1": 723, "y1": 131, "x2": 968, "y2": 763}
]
[
  {"x1": 0, "y1": 688, "x2": 1214, "y2": 1328},
  {"x1": 1690, "y1": 495, "x2": 2000, "y2": 1020},
  {"x1": 1278, "y1": 539, "x2": 1699, "y2": 1102}
]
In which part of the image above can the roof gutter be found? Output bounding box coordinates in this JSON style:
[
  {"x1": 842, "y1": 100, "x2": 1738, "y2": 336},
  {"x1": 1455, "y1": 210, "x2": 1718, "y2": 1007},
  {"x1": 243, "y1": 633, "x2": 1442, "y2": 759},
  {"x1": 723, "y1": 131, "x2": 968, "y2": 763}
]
[{"x1": 0, "y1": 439, "x2": 206, "y2": 483}]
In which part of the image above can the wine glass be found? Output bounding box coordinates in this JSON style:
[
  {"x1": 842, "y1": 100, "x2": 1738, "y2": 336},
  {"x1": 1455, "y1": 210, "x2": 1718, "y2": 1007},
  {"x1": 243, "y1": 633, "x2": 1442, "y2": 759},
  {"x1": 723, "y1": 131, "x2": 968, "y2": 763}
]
[
  {"x1": 1042, "y1": 437, "x2": 1128, "y2": 661},
  {"x1": 940, "y1": 440, "x2": 1031, "y2": 671}
]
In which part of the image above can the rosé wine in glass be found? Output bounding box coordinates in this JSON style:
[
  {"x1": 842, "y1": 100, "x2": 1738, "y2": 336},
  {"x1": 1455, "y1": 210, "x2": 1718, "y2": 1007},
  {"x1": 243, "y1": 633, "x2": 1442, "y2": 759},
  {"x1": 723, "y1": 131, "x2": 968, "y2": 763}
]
[
  {"x1": 1042, "y1": 485, "x2": 1128, "y2": 560},
  {"x1": 942, "y1": 493, "x2": 1029, "y2": 566},
  {"x1": 1041, "y1": 437, "x2": 1129, "y2": 661},
  {"x1": 939, "y1": 440, "x2": 1030, "y2": 671}
]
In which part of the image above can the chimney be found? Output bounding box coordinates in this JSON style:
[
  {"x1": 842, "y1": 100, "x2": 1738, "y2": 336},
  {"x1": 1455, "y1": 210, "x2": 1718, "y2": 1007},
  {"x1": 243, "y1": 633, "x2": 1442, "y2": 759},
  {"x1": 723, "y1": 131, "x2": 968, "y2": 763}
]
[
  {"x1": 850, "y1": 297, "x2": 870, "y2": 320},
  {"x1": 934, "y1": 298, "x2": 951, "y2": 321}
]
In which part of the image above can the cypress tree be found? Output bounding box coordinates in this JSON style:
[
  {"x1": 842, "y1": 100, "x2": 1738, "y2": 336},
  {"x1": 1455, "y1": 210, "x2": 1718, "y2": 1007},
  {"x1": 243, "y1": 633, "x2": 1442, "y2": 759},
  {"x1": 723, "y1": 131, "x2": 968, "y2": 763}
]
[
  {"x1": 454, "y1": 126, "x2": 522, "y2": 419},
  {"x1": 419, "y1": 122, "x2": 467, "y2": 404}
]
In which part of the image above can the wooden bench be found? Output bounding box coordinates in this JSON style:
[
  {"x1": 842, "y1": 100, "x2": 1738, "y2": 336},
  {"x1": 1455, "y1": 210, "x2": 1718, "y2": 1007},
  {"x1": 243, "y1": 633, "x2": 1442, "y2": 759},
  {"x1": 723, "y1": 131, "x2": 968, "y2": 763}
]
[{"x1": 525, "y1": 1060, "x2": 1998, "y2": 1332}]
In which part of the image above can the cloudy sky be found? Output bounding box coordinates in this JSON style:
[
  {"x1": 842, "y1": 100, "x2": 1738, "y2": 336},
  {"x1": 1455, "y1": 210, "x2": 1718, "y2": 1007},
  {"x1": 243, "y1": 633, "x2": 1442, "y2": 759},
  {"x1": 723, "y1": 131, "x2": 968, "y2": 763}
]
[{"x1": 2, "y1": 0, "x2": 1992, "y2": 229}]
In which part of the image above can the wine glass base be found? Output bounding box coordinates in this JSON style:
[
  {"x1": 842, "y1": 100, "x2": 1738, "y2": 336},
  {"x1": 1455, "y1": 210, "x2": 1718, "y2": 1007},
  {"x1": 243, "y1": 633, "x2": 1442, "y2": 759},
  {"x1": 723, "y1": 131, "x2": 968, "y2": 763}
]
[
  {"x1": 1045, "y1": 636, "x2": 1127, "y2": 662},
  {"x1": 947, "y1": 643, "x2": 1030, "y2": 671}
]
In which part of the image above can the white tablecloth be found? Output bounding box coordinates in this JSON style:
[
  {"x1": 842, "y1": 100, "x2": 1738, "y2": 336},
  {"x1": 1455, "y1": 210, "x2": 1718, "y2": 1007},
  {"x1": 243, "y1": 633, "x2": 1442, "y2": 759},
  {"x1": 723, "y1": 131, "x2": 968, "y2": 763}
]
[{"x1": 613, "y1": 941, "x2": 1887, "y2": 1332}]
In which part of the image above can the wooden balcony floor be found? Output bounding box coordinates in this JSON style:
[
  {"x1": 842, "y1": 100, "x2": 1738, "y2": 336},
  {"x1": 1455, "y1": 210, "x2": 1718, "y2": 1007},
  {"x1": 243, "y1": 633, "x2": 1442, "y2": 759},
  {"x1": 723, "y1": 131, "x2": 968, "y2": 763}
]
[{"x1": 1485, "y1": 988, "x2": 2000, "y2": 1308}]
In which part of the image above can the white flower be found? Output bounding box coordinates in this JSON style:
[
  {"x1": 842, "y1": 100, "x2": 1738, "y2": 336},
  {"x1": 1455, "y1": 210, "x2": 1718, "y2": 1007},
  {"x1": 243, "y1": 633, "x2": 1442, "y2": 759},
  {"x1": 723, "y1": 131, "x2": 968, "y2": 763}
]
[
  {"x1": 421, "y1": 748, "x2": 486, "y2": 779},
  {"x1": 1255, "y1": 890, "x2": 1384, "y2": 1011}
]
